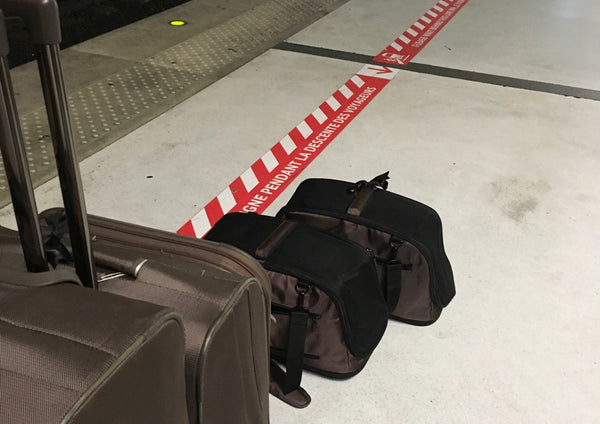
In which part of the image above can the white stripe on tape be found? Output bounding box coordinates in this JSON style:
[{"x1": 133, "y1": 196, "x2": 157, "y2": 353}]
[
  {"x1": 407, "y1": 28, "x2": 418, "y2": 37},
  {"x1": 326, "y1": 95, "x2": 341, "y2": 111},
  {"x1": 422, "y1": 16, "x2": 432, "y2": 24},
  {"x1": 339, "y1": 85, "x2": 353, "y2": 99},
  {"x1": 399, "y1": 34, "x2": 411, "y2": 44},
  {"x1": 297, "y1": 121, "x2": 313, "y2": 138},
  {"x1": 191, "y1": 209, "x2": 211, "y2": 238},
  {"x1": 414, "y1": 21, "x2": 425, "y2": 30},
  {"x1": 439, "y1": 0, "x2": 449, "y2": 6},
  {"x1": 279, "y1": 135, "x2": 297, "y2": 154},
  {"x1": 217, "y1": 188, "x2": 236, "y2": 214},
  {"x1": 312, "y1": 107, "x2": 328, "y2": 124},
  {"x1": 351, "y1": 75, "x2": 365, "y2": 88},
  {"x1": 241, "y1": 168, "x2": 259, "y2": 191},
  {"x1": 390, "y1": 41, "x2": 403, "y2": 51},
  {"x1": 433, "y1": 5, "x2": 444, "y2": 11},
  {"x1": 261, "y1": 150, "x2": 278, "y2": 172},
  {"x1": 427, "y1": 10, "x2": 438, "y2": 17}
]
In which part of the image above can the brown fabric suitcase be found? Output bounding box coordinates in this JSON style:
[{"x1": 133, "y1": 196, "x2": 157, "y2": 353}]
[
  {"x1": 44, "y1": 211, "x2": 310, "y2": 410},
  {"x1": 0, "y1": 1, "x2": 272, "y2": 422},
  {"x1": 38, "y1": 210, "x2": 311, "y2": 409},
  {"x1": 39, "y1": 209, "x2": 275, "y2": 421},
  {"x1": 0, "y1": 221, "x2": 272, "y2": 423},
  {"x1": 0, "y1": 265, "x2": 189, "y2": 424}
]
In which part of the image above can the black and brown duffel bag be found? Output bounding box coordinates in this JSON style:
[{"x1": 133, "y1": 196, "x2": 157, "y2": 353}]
[
  {"x1": 278, "y1": 172, "x2": 455, "y2": 325},
  {"x1": 204, "y1": 213, "x2": 388, "y2": 396}
]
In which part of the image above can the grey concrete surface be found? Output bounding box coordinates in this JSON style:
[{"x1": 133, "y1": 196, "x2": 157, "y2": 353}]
[{"x1": 1, "y1": 0, "x2": 598, "y2": 422}]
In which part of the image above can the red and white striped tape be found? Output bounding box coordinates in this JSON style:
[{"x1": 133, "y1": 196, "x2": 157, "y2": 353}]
[
  {"x1": 178, "y1": 0, "x2": 470, "y2": 238},
  {"x1": 178, "y1": 65, "x2": 398, "y2": 238},
  {"x1": 374, "y1": 0, "x2": 469, "y2": 65}
]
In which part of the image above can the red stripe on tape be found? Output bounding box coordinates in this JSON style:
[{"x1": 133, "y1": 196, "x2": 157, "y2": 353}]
[
  {"x1": 177, "y1": 220, "x2": 196, "y2": 237},
  {"x1": 229, "y1": 177, "x2": 246, "y2": 202},
  {"x1": 204, "y1": 198, "x2": 225, "y2": 223},
  {"x1": 374, "y1": 0, "x2": 469, "y2": 65}
]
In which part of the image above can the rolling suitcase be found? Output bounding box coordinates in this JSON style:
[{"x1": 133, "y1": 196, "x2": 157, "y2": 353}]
[
  {"x1": 0, "y1": 16, "x2": 189, "y2": 412},
  {"x1": 0, "y1": 1, "x2": 272, "y2": 421},
  {"x1": 278, "y1": 172, "x2": 455, "y2": 325},
  {"x1": 0, "y1": 266, "x2": 189, "y2": 424},
  {"x1": 36, "y1": 208, "x2": 311, "y2": 409}
]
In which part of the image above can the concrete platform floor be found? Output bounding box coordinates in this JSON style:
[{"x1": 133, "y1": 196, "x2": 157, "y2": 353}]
[
  {"x1": 1, "y1": 0, "x2": 599, "y2": 422},
  {"x1": 0, "y1": 0, "x2": 347, "y2": 207}
]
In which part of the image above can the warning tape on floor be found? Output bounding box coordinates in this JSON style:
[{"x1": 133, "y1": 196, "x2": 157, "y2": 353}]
[
  {"x1": 374, "y1": 0, "x2": 469, "y2": 65},
  {"x1": 178, "y1": 0, "x2": 469, "y2": 238}
]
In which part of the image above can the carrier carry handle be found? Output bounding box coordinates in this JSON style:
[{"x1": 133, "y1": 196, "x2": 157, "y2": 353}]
[
  {"x1": 0, "y1": 1, "x2": 96, "y2": 288},
  {"x1": 347, "y1": 171, "x2": 390, "y2": 216}
]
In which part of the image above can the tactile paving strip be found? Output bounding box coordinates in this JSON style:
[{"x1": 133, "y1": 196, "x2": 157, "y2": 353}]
[
  {"x1": 148, "y1": 0, "x2": 341, "y2": 74},
  {"x1": 0, "y1": 0, "x2": 345, "y2": 208}
]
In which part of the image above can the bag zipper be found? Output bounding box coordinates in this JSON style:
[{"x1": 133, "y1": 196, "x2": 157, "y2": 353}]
[
  {"x1": 365, "y1": 241, "x2": 413, "y2": 270},
  {"x1": 264, "y1": 257, "x2": 381, "y2": 358},
  {"x1": 285, "y1": 208, "x2": 444, "y2": 306}
]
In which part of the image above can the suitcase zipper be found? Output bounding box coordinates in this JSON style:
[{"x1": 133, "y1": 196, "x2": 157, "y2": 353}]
[
  {"x1": 41, "y1": 209, "x2": 270, "y2": 292},
  {"x1": 97, "y1": 272, "x2": 126, "y2": 282}
]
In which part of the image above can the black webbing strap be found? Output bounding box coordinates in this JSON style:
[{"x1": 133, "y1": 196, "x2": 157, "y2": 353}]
[
  {"x1": 283, "y1": 307, "x2": 309, "y2": 394},
  {"x1": 42, "y1": 208, "x2": 73, "y2": 268},
  {"x1": 348, "y1": 171, "x2": 390, "y2": 193}
]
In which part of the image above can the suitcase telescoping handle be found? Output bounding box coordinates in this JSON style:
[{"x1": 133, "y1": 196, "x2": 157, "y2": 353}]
[
  {"x1": 0, "y1": 9, "x2": 48, "y2": 273},
  {"x1": 0, "y1": 0, "x2": 97, "y2": 288}
]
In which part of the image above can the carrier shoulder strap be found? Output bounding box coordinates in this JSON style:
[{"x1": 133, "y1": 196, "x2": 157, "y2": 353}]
[
  {"x1": 283, "y1": 300, "x2": 309, "y2": 394},
  {"x1": 269, "y1": 360, "x2": 311, "y2": 408},
  {"x1": 255, "y1": 220, "x2": 311, "y2": 399}
]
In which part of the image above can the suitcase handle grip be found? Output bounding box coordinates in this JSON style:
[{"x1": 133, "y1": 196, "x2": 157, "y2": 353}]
[{"x1": 0, "y1": 0, "x2": 61, "y2": 44}]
